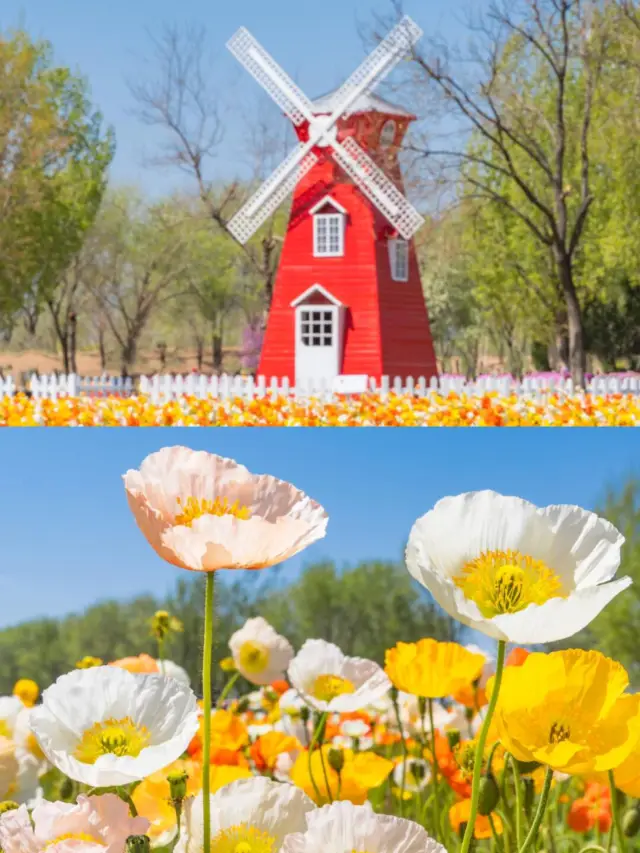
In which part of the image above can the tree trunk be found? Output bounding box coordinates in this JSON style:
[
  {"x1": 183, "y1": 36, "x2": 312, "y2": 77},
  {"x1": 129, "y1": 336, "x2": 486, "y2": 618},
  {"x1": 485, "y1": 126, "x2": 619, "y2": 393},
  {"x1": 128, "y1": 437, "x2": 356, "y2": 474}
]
[
  {"x1": 121, "y1": 340, "x2": 137, "y2": 379},
  {"x1": 212, "y1": 333, "x2": 223, "y2": 373},
  {"x1": 554, "y1": 248, "x2": 586, "y2": 387},
  {"x1": 195, "y1": 335, "x2": 204, "y2": 372},
  {"x1": 68, "y1": 312, "x2": 77, "y2": 374},
  {"x1": 98, "y1": 327, "x2": 107, "y2": 371}
]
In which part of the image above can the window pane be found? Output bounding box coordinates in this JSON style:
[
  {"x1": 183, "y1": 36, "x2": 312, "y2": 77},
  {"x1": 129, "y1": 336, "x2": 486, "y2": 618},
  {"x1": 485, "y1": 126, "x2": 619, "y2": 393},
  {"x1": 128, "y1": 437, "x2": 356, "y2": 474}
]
[
  {"x1": 312, "y1": 311, "x2": 321, "y2": 321},
  {"x1": 312, "y1": 336, "x2": 321, "y2": 346},
  {"x1": 312, "y1": 323, "x2": 321, "y2": 334},
  {"x1": 301, "y1": 310, "x2": 310, "y2": 322},
  {"x1": 323, "y1": 336, "x2": 332, "y2": 346}
]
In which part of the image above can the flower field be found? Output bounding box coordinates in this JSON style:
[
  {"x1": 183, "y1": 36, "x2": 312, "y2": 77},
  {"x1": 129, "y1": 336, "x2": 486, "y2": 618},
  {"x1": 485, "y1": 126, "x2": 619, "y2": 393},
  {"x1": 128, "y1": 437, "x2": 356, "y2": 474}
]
[
  {"x1": 1, "y1": 446, "x2": 639, "y2": 853},
  {"x1": 2, "y1": 390, "x2": 640, "y2": 425}
]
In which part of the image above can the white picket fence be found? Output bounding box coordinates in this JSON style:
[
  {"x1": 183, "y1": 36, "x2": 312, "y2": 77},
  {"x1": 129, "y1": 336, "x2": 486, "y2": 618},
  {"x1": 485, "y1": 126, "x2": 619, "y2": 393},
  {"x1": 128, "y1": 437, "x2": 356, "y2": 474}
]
[{"x1": 1, "y1": 371, "x2": 639, "y2": 403}]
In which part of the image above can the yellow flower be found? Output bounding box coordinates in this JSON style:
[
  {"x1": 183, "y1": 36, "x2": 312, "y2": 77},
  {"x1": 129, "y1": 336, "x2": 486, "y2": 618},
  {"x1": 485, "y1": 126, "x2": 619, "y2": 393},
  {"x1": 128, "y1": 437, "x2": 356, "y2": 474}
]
[
  {"x1": 13, "y1": 679, "x2": 38, "y2": 708},
  {"x1": 76, "y1": 657, "x2": 103, "y2": 669},
  {"x1": 291, "y1": 746, "x2": 393, "y2": 804},
  {"x1": 385, "y1": 639, "x2": 485, "y2": 698},
  {"x1": 492, "y1": 649, "x2": 640, "y2": 775},
  {"x1": 220, "y1": 657, "x2": 237, "y2": 673}
]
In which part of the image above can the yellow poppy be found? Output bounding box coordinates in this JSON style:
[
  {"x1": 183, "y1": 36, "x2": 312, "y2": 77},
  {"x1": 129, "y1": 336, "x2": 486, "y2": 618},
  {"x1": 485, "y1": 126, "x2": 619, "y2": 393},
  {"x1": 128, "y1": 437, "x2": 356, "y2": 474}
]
[
  {"x1": 385, "y1": 639, "x2": 485, "y2": 698},
  {"x1": 291, "y1": 746, "x2": 393, "y2": 804},
  {"x1": 492, "y1": 649, "x2": 640, "y2": 775}
]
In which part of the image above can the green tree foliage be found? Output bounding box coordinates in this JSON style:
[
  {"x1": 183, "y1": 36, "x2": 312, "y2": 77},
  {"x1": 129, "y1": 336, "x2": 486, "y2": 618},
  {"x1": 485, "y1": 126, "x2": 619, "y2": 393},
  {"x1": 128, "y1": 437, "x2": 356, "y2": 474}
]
[
  {"x1": 0, "y1": 560, "x2": 457, "y2": 696},
  {"x1": 0, "y1": 30, "x2": 114, "y2": 343}
]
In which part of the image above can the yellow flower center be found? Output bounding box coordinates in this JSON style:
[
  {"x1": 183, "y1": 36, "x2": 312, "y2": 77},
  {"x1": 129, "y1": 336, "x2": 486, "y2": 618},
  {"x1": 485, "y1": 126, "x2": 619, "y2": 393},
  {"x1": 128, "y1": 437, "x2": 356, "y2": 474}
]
[
  {"x1": 453, "y1": 550, "x2": 566, "y2": 618},
  {"x1": 549, "y1": 722, "x2": 571, "y2": 744},
  {"x1": 454, "y1": 740, "x2": 477, "y2": 778},
  {"x1": 174, "y1": 496, "x2": 251, "y2": 527},
  {"x1": 26, "y1": 733, "x2": 45, "y2": 761},
  {"x1": 311, "y1": 674, "x2": 355, "y2": 702},
  {"x1": 238, "y1": 642, "x2": 270, "y2": 675},
  {"x1": 74, "y1": 716, "x2": 151, "y2": 764},
  {"x1": 0, "y1": 721, "x2": 10, "y2": 739},
  {"x1": 210, "y1": 823, "x2": 276, "y2": 853},
  {"x1": 45, "y1": 833, "x2": 103, "y2": 848}
]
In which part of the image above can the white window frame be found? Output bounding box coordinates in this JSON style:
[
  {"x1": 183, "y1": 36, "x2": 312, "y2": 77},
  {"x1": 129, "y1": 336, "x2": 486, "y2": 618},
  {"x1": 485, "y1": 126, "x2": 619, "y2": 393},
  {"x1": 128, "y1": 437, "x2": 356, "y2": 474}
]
[
  {"x1": 389, "y1": 238, "x2": 409, "y2": 281},
  {"x1": 313, "y1": 213, "x2": 345, "y2": 258}
]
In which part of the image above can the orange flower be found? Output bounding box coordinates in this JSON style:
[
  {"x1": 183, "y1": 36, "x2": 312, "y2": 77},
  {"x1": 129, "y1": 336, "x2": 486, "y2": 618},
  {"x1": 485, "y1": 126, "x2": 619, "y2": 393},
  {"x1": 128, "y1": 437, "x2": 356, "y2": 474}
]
[
  {"x1": 109, "y1": 654, "x2": 159, "y2": 674},
  {"x1": 450, "y1": 798, "x2": 503, "y2": 839},
  {"x1": 249, "y1": 731, "x2": 301, "y2": 773},
  {"x1": 270, "y1": 680, "x2": 290, "y2": 696},
  {"x1": 188, "y1": 709, "x2": 249, "y2": 765},
  {"x1": 568, "y1": 784, "x2": 612, "y2": 834},
  {"x1": 453, "y1": 683, "x2": 488, "y2": 709},
  {"x1": 506, "y1": 647, "x2": 530, "y2": 667},
  {"x1": 430, "y1": 733, "x2": 471, "y2": 799}
]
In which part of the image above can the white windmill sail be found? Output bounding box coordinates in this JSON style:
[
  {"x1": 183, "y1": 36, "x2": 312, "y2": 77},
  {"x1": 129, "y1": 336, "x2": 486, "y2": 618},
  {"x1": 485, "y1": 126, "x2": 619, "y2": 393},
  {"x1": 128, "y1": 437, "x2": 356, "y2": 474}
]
[{"x1": 226, "y1": 15, "x2": 424, "y2": 244}]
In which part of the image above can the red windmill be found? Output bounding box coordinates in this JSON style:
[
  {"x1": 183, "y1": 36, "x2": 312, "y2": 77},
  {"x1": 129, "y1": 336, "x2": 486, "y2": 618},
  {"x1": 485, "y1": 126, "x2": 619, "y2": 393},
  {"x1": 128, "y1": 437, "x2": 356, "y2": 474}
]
[{"x1": 227, "y1": 18, "x2": 437, "y2": 388}]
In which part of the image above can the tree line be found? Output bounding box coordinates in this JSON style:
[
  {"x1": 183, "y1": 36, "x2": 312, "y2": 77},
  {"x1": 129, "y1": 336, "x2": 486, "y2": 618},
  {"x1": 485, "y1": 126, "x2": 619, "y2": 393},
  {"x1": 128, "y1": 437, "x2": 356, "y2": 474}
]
[{"x1": 4, "y1": 2, "x2": 640, "y2": 382}]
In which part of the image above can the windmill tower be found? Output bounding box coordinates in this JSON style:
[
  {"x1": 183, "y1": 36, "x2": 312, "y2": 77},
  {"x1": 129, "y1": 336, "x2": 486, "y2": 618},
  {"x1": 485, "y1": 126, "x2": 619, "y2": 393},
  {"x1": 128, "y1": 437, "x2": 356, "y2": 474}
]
[{"x1": 227, "y1": 18, "x2": 437, "y2": 387}]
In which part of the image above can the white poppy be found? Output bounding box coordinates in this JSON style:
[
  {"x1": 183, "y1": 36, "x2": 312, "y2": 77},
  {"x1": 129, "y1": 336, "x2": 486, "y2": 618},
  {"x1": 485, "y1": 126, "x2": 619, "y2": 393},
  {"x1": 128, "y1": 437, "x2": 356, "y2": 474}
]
[
  {"x1": 229, "y1": 617, "x2": 294, "y2": 686},
  {"x1": 175, "y1": 776, "x2": 316, "y2": 853},
  {"x1": 124, "y1": 446, "x2": 328, "y2": 572},
  {"x1": 392, "y1": 757, "x2": 432, "y2": 793},
  {"x1": 157, "y1": 659, "x2": 191, "y2": 686},
  {"x1": 341, "y1": 719, "x2": 370, "y2": 738},
  {"x1": 406, "y1": 490, "x2": 630, "y2": 643},
  {"x1": 30, "y1": 665, "x2": 199, "y2": 787},
  {"x1": 281, "y1": 801, "x2": 445, "y2": 853},
  {"x1": 288, "y1": 640, "x2": 391, "y2": 714},
  {"x1": 0, "y1": 696, "x2": 24, "y2": 739},
  {"x1": 279, "y1": 689, "x2": 306, "y2": 715}
]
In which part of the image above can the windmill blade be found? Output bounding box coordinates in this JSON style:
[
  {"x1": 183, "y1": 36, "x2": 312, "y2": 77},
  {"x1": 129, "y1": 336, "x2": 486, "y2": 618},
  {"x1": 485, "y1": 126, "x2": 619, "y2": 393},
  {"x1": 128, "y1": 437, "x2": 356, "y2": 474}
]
[
  {"x1": 227, "y1": 144, "x2": 319, "y2": 244},
  {"x1": 332, "y1": 136, "x2": 424, "y2": 240},
  {"x1": 227, "y1": 28, "x2": 315, "y2": 126},
  {"x1": 328, "y1": 16, "x2": 423, "y2": 121}
]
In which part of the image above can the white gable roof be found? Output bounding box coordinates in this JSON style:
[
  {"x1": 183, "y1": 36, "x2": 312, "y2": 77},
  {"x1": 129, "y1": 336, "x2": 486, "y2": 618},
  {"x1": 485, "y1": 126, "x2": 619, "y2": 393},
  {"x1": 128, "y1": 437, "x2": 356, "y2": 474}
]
[
  {"x1": 291, "y1": 283, "x2": 344, "y2": 308},
  {"x1": 309, "y1": 194, "x2": 347, "y2": 216},
  {"x1": 312, "y1": 89, "x2": 414, "y2": 119}
]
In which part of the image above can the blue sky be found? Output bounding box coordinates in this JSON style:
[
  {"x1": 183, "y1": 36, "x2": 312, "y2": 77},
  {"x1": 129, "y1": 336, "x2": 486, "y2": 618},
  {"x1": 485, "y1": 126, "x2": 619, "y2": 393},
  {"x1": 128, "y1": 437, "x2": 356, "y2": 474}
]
[
  {"x1": 0, "y1": 0, "x2": 478, "y2": 194},
  {"x1": 0, "y1": 428, "x2": 637, "y2": 631}
]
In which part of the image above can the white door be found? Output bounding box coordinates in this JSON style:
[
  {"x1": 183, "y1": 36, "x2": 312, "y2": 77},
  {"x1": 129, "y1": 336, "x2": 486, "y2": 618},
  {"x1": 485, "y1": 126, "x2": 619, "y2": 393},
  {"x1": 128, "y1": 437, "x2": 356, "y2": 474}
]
[{"x1": 295, "y1": 306, "x2": 340, "y2": 386}]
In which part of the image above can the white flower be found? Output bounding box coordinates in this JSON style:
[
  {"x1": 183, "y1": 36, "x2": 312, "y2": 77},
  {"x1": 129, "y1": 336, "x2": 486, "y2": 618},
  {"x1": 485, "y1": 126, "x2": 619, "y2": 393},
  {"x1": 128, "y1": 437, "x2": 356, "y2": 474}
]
[
  {"x1": 176, "y1": 776, "x2": 316, "y2": 853},
  {"x1": 279, "y1": 689, "x2": 306, "y2": 715},
  {"x1": 341, "y1": 719, "x2": 370, "y2": 738},
  {"x1": 0, "y1": 696, "x2": 24, "y2": 739},
  {"x1": 281, "y1": 801, "x2": 445, "y2": 853},
  {"x1": 248, "y1": 723, "x2": 273, "y2": 740},
  {"x1": 229, "y1": 618, "x2": 294, "y2": 686},
  {"x1": 30, "y1": 665, "x2": 199, "y2": 787},
  {"x1": 124, "y1": 446, "x2": 328, "y2": 572},
  {"x1": 158, "y1": 659, "x2": 191, "y2": 686},
  {"x1": 392, "y1": 758, "x2": 431, "y2": 793},
  {"x1": 288, "y1": 640, "x2": 391, "y2": 713},
  {"x1": 406, "y1": 490, "x2": 630, "y2": 643}
]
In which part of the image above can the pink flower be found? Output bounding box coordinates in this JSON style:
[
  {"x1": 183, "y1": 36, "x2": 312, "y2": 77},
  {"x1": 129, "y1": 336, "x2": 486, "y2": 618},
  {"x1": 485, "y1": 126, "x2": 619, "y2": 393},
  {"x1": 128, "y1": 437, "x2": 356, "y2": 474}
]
[
  {"x1": 0, "y1": 794, "x2": 149, "y2": 853},
  {"x1": 123, "y1": 446, "x2": 328, "y2": 572}
]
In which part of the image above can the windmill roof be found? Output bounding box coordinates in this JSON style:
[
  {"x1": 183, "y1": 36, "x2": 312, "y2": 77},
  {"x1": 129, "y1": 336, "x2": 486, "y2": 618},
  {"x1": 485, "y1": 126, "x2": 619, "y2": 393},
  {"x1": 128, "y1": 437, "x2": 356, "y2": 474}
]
[{"x1": 312, "y1": 89, "x2": 415, "y2": 118}]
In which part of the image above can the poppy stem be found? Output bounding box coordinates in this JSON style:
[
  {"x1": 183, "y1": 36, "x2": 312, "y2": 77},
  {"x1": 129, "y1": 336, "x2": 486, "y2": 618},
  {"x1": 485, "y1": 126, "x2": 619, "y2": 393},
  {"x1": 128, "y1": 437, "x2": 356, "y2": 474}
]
[
  {"x1": 391, "y1": 689, "x2": 409, "y2": 817},
  {"x1": 216, "y1": 672, "x2": 240, "y2": 707},
  {"x1": 460, "y1": 640, "x2": 507, "y2": 853},
  {"x1": 202, "y1": 572, "x2": 215, "y2": 853},
  {"x1": 308, "y1": 711, "x2": 330, "y2": 803},
  {"x1": 518, "y1": 767, "x2": 553, "y2": 853},
  {"x1": 608, "y1": 770, "x2": 627, "y2": 853},
  {"x1": 428, "y1": 698, "x2": 441, "y2": 841}
]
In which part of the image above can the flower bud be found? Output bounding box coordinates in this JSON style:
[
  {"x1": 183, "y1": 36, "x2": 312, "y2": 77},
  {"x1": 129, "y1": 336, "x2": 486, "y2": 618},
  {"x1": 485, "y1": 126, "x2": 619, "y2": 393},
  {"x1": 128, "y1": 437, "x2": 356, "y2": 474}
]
[
  {"x1": 623, "y1": 806, "x2": 640, "y2": 838},
  {"x1": 327, "y1": 748, "x2": 345, "y2": 773},
  {"x1": 76, "y1": 656, "x2": 103, "y2": 669},
  {"x1": 167, "y1": 769, "x2": 188, "y2": 803},
  {"x1": 299, "y1": 706, "x2": 310, "y2": 723},
  {"x1": 13, "y1": 678, "x2": 39, "y2": 708},
  {"x1": 0, "y1": 801, "x2": 19, "y2": 815},
  {"x1": 59, "y1": 776, "x2": 75, "y2": 801},
  {"x1": 220, "y1": 657, "x2": 237, "y2": 673},
  {"x1": 236, "y1": 697, "x2": 250, "y2": 713},
  {"x1": 446, "y1": 729, "x2": 461, "y2": 750},
  {"x1": 477, "y1": 772, "x2": 500, "y2": 816},
  {"x1": 125, "y1": 836, "x2": 151, "y2": 853}
]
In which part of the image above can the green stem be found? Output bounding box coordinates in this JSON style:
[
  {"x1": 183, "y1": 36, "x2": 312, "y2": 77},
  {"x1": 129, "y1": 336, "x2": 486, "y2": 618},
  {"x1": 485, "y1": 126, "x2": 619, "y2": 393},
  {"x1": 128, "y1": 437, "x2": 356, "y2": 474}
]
[
  {"x1": 428, "y1": 698, "x2": 441, "y2": 842},
  {"x1": 169, "y1": 800, "x2": 182, "y2": 853},
  {"x1": 158, "y1": 636, "x2": 165, "y2": 676},
  {"x1": 460, "y1": 639, "x2": 506, "y2": 853},
  {"x1": 202, "y1": 573, "x2": 215, "y2": 853},
  {"x1": 490, "y1": 814, "x2": 505, "y2": 853},
  {"x1": 117, "y1": 786, "x2": 138, "y2": 817},
  {"x1": 391, "y1": 691, "x2": 409, "y2": 817},
  {"x1": 608, "y1": 770, "x2": 627, "y2": 853},
  {"x1": 216, "y1": 672, "x2": 240, "y2": 707},
  {"x1": 519, "y1": 767, "x2": 553, "y2": 853},
  {"x1": 308, "y1": 712, "x2": 329, "y2": 803},
  {"x1": 507, "y1": 754, "x2": 524, "y2": 848}
]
